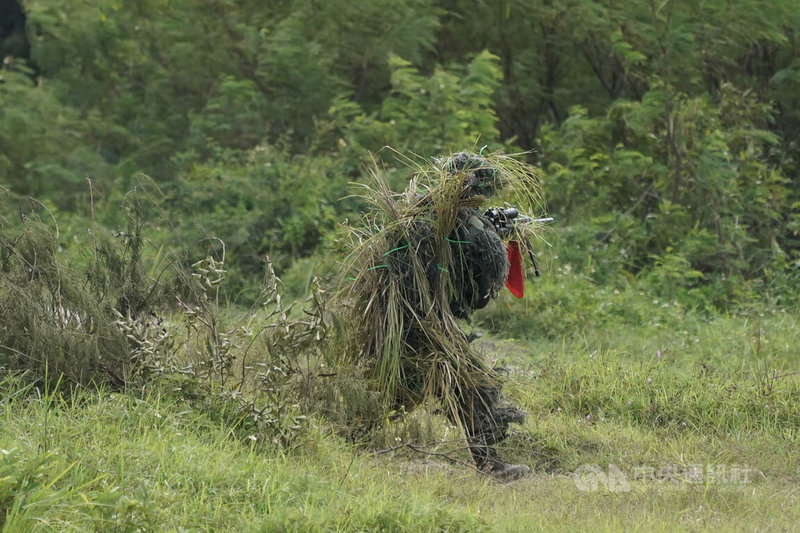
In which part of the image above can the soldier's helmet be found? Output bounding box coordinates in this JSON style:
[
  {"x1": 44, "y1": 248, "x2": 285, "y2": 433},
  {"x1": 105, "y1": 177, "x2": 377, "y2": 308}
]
[{"x1": 445, "y1": 151, "x2": 502, "y2": 199}]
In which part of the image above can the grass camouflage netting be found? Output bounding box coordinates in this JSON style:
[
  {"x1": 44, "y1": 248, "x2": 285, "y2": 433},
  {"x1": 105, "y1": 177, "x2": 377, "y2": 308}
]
[{"x1": 334, "y1": 150, "x2": 545, "y2": 421}]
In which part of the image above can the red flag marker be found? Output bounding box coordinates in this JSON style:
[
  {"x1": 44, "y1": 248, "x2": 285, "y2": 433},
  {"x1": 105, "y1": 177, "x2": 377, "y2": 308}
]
[{"x1": 505, "y1": 240, "x2": 524, "y2": 298}]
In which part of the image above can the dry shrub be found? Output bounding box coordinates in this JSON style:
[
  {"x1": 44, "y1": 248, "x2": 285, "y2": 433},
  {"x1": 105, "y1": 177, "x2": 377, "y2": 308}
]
[{"x1": 0, "y1": 193, "x2": 164, "y2": 389}]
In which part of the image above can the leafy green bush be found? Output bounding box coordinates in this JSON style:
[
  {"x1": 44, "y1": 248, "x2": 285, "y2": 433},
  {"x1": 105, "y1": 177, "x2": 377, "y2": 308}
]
[{"x1": 170, "y1": 146, "x2": 353, "y2": 300}]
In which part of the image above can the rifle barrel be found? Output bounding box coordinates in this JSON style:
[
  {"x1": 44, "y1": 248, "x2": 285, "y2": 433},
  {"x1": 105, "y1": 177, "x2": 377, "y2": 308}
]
[{"x1": 515, "y1": 216, "x2": 553, "y2": 224}]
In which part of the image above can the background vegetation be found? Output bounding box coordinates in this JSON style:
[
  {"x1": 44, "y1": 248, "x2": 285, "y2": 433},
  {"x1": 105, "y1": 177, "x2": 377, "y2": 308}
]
[
  {"x1": 2, "y1": 0, "x2": 799, "y2": 530},
  {"x1": 3, "y1": 0, "x2": 798, "y2": 300}
]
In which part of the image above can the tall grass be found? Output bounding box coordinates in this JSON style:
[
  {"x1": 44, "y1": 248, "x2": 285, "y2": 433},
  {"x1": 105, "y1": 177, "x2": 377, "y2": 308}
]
[
  {"x1": 0, "y1": 373, "x2": 485, "y2": 531},
  {"x1": 2, "y1": 307, "x2": 800, "y2": 531}
]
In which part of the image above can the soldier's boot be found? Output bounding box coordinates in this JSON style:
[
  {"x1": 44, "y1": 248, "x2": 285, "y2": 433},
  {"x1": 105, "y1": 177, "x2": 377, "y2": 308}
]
[
  {"x1": 484, "y1": 459, "x2": 530, "y2": 481},
  {"x1": 493, "y1": 405, "x2": 526, "y2": 426},
  {"x1": 469, "y1": 441, "x2": 530, "y2": 481}
]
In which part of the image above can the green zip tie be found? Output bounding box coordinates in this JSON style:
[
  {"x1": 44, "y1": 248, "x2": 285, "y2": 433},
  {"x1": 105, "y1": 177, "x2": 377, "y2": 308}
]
[
  {"x1": 368, "y1": 265, "x2": 389, "y2": 271},
  {"x1": 445, "y1": 238, "x2": 471, "y2": 244},
  {"x1": 479, "y1": 144, "x2": 488, "y2": 156},
  {"x1": 437, "y1": 264, "x2": 449, "y2": 273},
  {"x1": 383, "y1": 244, "x2": 409, "y2": 255},
  {"x1": 347, "y1": 277, "x2": 357, "y2": 281}
]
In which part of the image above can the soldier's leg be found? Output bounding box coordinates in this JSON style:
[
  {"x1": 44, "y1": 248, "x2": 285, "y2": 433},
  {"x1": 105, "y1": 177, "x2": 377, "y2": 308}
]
[{"x1": 453, "y1": 383, "x2": 529, "y2": 480}]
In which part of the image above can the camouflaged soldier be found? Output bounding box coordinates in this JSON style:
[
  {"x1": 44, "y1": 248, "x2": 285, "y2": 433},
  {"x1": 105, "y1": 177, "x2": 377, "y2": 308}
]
[
  {"x1": 339, "y1": 150, "x2": 536, "y2": 480},
  {"x1": 389, "y1": 152, "x2": 530, "y2": 480}
]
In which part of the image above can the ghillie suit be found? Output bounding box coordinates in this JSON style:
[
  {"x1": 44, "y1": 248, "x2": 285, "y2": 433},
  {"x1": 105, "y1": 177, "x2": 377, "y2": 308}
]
[{"x1": 335, "y1": 151, "x2": 544, "y2": 479}]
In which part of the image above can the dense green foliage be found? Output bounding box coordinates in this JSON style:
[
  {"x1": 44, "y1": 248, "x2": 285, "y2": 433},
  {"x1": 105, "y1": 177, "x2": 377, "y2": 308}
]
[{"x1": 2, "y1": 0, "x2": 797, "y2": 304}]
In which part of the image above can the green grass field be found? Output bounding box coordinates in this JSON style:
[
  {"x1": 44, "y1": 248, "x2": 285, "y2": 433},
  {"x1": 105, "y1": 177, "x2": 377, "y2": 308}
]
[{"x1": 2, "y1": 310, "x2": 799, "y2": 532}]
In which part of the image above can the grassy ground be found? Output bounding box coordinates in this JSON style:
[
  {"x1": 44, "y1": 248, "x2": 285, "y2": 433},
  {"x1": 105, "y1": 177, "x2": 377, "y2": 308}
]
[{"x1": 2, "y1": 311, "x2": 799, "y2": 531}]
